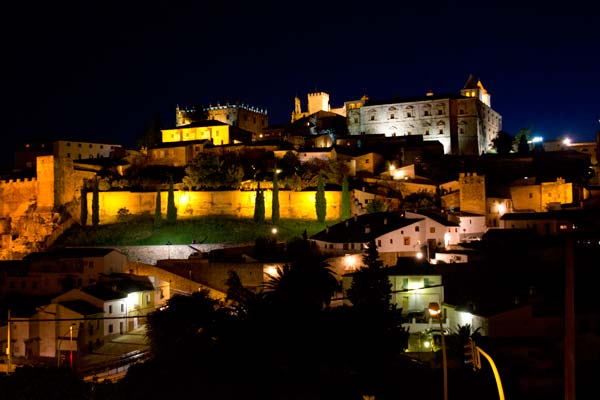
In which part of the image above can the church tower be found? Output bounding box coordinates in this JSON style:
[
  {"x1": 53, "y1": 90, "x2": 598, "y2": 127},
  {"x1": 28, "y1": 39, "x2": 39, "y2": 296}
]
[{"x1": 461, "y1": 74, "x2": 491, "y2": 107}]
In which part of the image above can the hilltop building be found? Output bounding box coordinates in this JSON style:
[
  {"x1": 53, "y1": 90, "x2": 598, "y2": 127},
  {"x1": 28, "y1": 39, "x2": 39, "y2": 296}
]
[
  {"x1": 291, "y1": 92, "x2": 346, "y2": 122},
  {"x1": 176, "y1": 102, "x2": 268, "y2": 139},
  {"x1": 345, "y1": 75, "x2": 502, "y2": 156}
]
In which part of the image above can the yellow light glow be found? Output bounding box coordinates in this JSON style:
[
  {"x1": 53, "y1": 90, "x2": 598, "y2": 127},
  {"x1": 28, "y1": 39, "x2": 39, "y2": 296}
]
[
  {"x1": 424, "y1": 341, "x2": 431, "y2": 348},
  {"x1": 497, "y1": 203, "x2": 506, "y2": 215},
  {"x1": 393, "y1": 170, "x2": 404, "y2": 180},
  {"x1": 271, "y1": 227, "x2": 278, "y2": 234},
  {"x1": 344, "y1": 254, "x2": 358, "y2": 270},
  {"x1": 416, "y1": 252, "x2": 424, "y2": 259},
  {"x1": 265, "y1": 265, "x2": 278, "y2": 277},
  {"x1": 389, "y1": 165, "x2": 396, "y2": 172},
  {"x1": 179, "y1": 193, "x2": 189, "y2": 207},
  {"x1": 563, "y1": 138, "x2": 571, "y2": 146},
  {"x1": 127, "y1": 293, "x2": 138, "y2": 309}
]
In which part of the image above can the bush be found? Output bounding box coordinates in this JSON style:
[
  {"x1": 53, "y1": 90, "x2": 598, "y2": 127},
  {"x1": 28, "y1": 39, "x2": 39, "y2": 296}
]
[{"x1": 117, "y1": 207, "x2": 131, "y2": 222}]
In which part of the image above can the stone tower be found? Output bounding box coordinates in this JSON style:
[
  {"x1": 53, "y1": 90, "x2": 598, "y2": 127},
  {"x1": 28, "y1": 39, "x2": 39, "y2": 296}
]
[
  {"x1": 459, "y1": 172, "x2": 486, "y2": 216},
  {"x1": 461, "y1": 74, "x2": 491, "y2": 107},
  {"x1": 307, "y1": 92, "x2": 330, "y2": 114}
]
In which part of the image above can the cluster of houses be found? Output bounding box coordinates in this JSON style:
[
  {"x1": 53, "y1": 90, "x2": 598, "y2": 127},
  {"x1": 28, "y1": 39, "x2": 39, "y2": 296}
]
[{"x1": 0, "y1": 77, "x2": 599, "y2": 396}]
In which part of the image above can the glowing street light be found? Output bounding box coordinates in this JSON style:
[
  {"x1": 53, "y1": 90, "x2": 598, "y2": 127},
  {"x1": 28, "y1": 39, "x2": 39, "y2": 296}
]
[{"x1": 428, "y1": 302, "x2": 448, "y2": 400}]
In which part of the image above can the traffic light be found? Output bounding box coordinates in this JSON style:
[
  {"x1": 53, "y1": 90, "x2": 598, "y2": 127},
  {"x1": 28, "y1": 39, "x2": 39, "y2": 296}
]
[{"x1": 464, "y1": 337, "x2": 480, "y2": 370}]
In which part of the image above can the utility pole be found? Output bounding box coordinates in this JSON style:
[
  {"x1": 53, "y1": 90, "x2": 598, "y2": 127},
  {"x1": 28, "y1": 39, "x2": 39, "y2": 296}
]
[
  {"x1": 6, "y1": 309, "x2": 11, "y2": 375},
  {"x1": 564, "y1": 235, "x2": 575, "y2": 400}
]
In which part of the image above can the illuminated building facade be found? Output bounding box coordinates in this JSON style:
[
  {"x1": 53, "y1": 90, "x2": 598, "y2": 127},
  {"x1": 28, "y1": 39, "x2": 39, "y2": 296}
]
[
  {"x1": 161, "y1": 120, "x2": 231, "y2": 146},
  {"x1": 346, "y1": 75, "x2": 502, "y2": 155},
  {"x1": 291, "y1": 92, "x2": 346, "y2": 122},
  {"x1": 176, "y1": 102, "x2": 268, "y2": 138}
]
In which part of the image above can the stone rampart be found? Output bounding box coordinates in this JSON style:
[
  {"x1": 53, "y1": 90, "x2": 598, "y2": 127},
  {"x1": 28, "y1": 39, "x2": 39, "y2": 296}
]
[{"x1": 89, "y1": 190, "x2": 341, "y2": 224}]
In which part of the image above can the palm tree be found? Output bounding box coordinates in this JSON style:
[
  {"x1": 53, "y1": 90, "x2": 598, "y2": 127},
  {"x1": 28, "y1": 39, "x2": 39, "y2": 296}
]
[{"x1": 263, "y1": 255, "x2": 338, "y2": 315}]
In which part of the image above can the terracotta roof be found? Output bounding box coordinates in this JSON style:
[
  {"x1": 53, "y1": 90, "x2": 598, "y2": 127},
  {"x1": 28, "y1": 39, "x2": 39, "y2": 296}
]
[{"x1": 311, "y1": 212, "x2": 423, "y2": 243}]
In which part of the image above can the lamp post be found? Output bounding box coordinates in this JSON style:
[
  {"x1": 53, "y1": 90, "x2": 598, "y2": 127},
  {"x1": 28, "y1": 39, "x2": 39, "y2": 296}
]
[{"x1": 428, "y1": 302, "x2": 448, "y2": 400}]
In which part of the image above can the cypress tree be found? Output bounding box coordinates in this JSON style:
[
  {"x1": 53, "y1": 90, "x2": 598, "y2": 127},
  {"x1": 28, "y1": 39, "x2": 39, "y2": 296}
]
[
  {"x1": 91, "y1": 177, "x2": 99, "y2": 227},
  {"x1": 166, "y1": 176, "x2": 177, "y2": 224},
  {"x1": 80, "y1": 184, "x2": 88, "y2": 226},
  {"x1": 154, "y1": 189, "x2": 162, "y2": 228},
  {"x1": 271, "y1": 166, "x2": 280, "y2": 224},
  {"x1": 341, "y1": 174, "x2": 351, "y2": 221},
  {"x1": 315, "y1": 174, "x2": 326, "y2": 223},
  {"x1": 254, "y1": 181, "x2": 265, "y2": 224}
]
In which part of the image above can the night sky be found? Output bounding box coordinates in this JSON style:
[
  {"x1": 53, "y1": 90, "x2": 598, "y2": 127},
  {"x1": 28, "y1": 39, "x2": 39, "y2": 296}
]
[{"x1": 2, "y1": 2, "x2": 599, "y2": 170}]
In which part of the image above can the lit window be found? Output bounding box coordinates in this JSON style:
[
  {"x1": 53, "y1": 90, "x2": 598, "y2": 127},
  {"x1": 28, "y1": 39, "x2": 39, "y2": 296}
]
[{"x1": 430, "y1": 227, "x2": 435, "y2": 233}]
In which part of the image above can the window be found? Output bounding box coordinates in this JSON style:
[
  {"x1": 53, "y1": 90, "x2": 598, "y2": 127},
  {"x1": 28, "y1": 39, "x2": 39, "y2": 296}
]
[
  {"x1": 402, "y1": 278, "x2": 408, "y2": 288},
  {"x1": 415, "y1": 226, "x2": 420, "y2": 232},
  {"x1": 377, "y1": 240, "x2": 382, "y2": 247},
  {"x1": 354, "y1": 118, "x2": 358, "y2": 123},
  {"x1": 89, "y1": 144, "x2": 93, "y2": 148},
  {"x1": 404, "y1": 237, "x2": 410, "y2": 245},
  {"x1": 430, "y1": 227, "x2": 435, "y2": 233},
  {"x1": 100, "y1": 145, "x2": 104, "y2": 149},
  {"x1": 109, "y1": 324, "x2": 113, "y2": 333},
  {"x1": 390, "y1": 239, "x2": 393, "y2": 244},
  {"x1": 529, "y1": 193, "x2": 533, "y2": 199},
  {"x1": 438, "y1": 129, "x2": 443, "y2": 135},
  {"x1": 120, "y1": 322, "x2": 124, "y2": 334},
  {"x1": 109, "y1": 305, "x2": 113, "y2": 314},
  {"x1": 370, "y1": 115, "x2": 375, "y2": 121},
  {"x1": 66, "y1": 142, "x2": 71, "y2": 147},
  {"x1": 406, "y1": 112, "x2": 412, "y2": 118},
  {"x1": 425, "y1": 130, "x2": 429, "y2": 135},
  {"x1": 120, "y1": 303, "x2": 124, "y2": 312},
  {"x1": 78, "y1": 143, "x2": 82, "y2": 148},
  {"x1": 459, "y1": 109, "x2": 465, "y2": 115},
  {"x1": 459, "y1": 128, "x2": 464, "y2": 134},
  {"x1": 424, "y1": 110, "x2": 430, "y2": 116},
  {"x1": 390, "y1": 114, "x2": 395, "y2": 119},
  {"x1": 438, "y1": 109, "x2": 443, "y2": 115},
  {"x1": 424, "y1": 278, "x2": 430, "y2": 286},
  {"x1": 66, "y1": 153, "x2": 70, "y2": 158}
]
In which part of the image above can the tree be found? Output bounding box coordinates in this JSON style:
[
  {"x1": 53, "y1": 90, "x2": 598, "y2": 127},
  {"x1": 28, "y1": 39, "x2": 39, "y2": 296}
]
[
  {"x1": 154, "y1": 189, "x2": 162, "y2": 228},
  {"x1": 401, "y1": 190, "x2": 437, "y2": 210},
  {"x1": 183, "y1": 152, "x2": 244, "y2": 190},
  {"x1": 263, "y1": 255, "x2": 338, "y2": 315},
  {"x1": 517, "y1": 134, "x2": 530, "y2": 155},
  {"x1": 341, "y1": 175, "x2": 351, "y2": 221},
  {"x1": 271, "y1": 166, "x2": 280, "y2": 224},
  {"x1": 366, "y1": 198, "x2": 387, "y2": 213},
  {"x1": 253, "y1": 182, "x2": 265, "y2": 224},
  {"x1": 491, "y1": 130, "x2": 514, "y2": 155},
  {"x1": 347, "y1": 238, "x2": 392, "y2": 314},
  {"x1": 135, "y1": 111, "x2": 162, "y2": 150},
  {"x1": 166, "y1": 176, "x2": 177, "y2": 224},
  {"x1": 80, "y1": 185, "x2": 87, "y2": 226},
  {"x1": 91, "y1": 177, "x2": 99, "y2": 227},
  {"x1": 315, "y1": 174, "x2": 326, "y2": 223}
]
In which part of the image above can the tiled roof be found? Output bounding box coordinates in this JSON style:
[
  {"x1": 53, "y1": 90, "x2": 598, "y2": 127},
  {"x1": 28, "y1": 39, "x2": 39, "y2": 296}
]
[
  {"x1": 310, "y1": 212, "x2": 422, "y2": 243},
  {"x1": 59, "y1": 300, "x2": 103, "y2": 315},
  {"x1": 24, "y1": 247, "x2": 119, "y2": 260}
]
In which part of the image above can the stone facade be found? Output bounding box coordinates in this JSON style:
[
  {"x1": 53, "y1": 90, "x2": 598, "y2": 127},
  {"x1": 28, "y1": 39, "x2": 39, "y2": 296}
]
[
  {"x1": 346, "y1": 77, "x2": 502, "y2": 155},
  {"x1": 458, "y1": 172, "x2": 486, "y2": 216},
  {"x1": 291, "y1": 92, "x2": 346, "y2": 122},
  {"x1": 176, "y1": 103, "x2": 268, "y2": 137},
  {"x1": 510, "y1": 178, "x2": 574, "y2": 212}
]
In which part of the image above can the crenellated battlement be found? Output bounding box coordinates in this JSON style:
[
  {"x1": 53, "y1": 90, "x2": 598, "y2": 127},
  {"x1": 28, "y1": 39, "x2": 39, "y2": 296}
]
[
  {"x1": 204, "y1": 103, "x2": 267, "y2": 115},
  {"x1": 0, "y1": 177, "x2": 37, "y2": 185}
]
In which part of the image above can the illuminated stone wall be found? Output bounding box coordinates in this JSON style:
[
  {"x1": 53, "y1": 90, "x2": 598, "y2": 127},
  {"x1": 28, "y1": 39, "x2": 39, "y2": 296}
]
[
  {"x1": 0, "y1": 178, "x2": 38, "y2": 218},
  {"x1": 511, "y1": 178, "x2": 573, "y2": 212},
  {"x1": 88, "y1": 190, "x2": 342, "y2": 224},
  {"x1": 458, "y1": 172, "x2": 486, "y2": 216}
]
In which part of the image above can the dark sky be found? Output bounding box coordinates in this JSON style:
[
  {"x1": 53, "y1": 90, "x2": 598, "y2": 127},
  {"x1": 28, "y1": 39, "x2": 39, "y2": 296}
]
[{"x1": 2, "y1": 2, "x2": 599, "y2": 170}]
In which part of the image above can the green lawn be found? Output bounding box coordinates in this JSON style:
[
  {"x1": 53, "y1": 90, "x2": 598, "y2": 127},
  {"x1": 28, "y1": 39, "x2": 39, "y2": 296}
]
[{"x1": 52, "y1": 216, "x2": 329, "y2": 247}]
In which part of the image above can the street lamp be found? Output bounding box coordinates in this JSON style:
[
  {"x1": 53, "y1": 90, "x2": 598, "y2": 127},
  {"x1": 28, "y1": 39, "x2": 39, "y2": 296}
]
[{"x1": 428, "y1": 302, "x2": 448, "y2": 400}]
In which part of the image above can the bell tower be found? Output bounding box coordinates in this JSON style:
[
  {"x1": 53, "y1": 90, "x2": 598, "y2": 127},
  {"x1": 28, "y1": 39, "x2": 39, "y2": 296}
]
[{"x1": 461, "y1": 74, "x2": 491, "y2": 107}]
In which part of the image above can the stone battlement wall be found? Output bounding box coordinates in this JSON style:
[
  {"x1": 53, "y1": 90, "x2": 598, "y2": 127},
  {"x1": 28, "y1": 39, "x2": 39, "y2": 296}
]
[{"x1": 87, "y1": 190, "x2": 342, "y2": 224}]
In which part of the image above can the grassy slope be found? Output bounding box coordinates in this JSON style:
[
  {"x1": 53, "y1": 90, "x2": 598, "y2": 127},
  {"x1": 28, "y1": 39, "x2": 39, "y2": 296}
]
[{"x1": 51, "y1": 216, "x2": 329, "y2": 247}]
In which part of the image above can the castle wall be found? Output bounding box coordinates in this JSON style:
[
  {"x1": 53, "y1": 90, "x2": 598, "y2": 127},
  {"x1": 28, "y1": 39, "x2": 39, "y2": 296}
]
[
  {"x1": 88, "y1": 190, "x2": 342, "y2": 224},
  {"x1": 0, "y1": 178, "x2": 38, "y2": 218}
]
